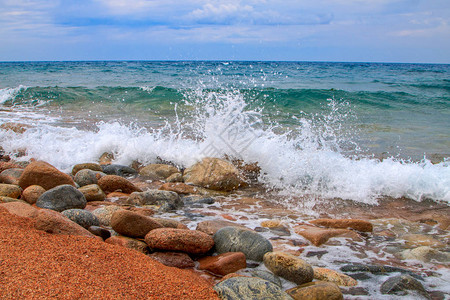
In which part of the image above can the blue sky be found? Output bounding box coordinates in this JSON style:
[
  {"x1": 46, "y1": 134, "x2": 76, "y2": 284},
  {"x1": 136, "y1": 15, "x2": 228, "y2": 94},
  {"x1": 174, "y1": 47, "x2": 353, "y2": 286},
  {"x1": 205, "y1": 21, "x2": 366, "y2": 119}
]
[{"x1": 0, "y1": 0, "x2": 449, "y2": 63}]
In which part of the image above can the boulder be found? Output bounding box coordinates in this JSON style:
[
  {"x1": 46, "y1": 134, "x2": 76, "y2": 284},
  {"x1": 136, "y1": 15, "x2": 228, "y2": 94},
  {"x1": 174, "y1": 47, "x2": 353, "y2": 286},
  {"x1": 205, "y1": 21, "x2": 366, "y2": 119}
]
[
  {"x1": 250, "y1": 270, "x2": 282, "y2": 287},
  {"x1": 380, "y1": 275, "x2": 429, "y2": 297},
  {"x1": 127, "y1": 190, "x2": 182, "y2": 210},
  {"x1": 196, "y1": 219, "x2": 247, "y2": 236},
  {"x1": 105, "y1": 236, "x2": 149, "y2": 254},
  {"x1": 61, "y1": 209, "x2": 100, "y2": 229},
  {"x1": 263, "y1": 252, "x2": 314, "y2": 285},
  {"x1": 0, "y1": 183, "x2": 22, "y2": 198},
  {"x1": 339, "y1": 264, "x2": 424, "y2": 280},
  {"x1": 183, "y1": 195, "x2": 214, "y2": 206},
  {"x1": 74, "y1": 169, "x2": 99, "y2": 187},
  {"x1": 294, "y1": 225, "x2": 361, "y2": 246},
  {"x1": 402, "y1": 246, "x2": 450, "y2": 263},
  {"x1": 71, "y1": 163, "x2": 102, "y2": 176},
  {"x1": 166, "y1": 172, "x2": 183, "y2": 182},
  {"x1": 151, "y1": 217, "x2": 188, "y2": 229},
  {"x1": 0, "y1": 168, "x2": 23, "y2": 185},
  {"x1": 309, "y1": 218, "x2": 373, "y2": 232},
  {"x1": 148, "y1": 252, "x2": 195, "y2": 268},
  {"x1": 92, "y1": 205, "x2": 123, "y2": 226},
  {"x1": 97, "y1": 175, "x2": 142, "y2": 194},
  {"x1": 0, "y1": 201, "x2": 38, "y2": 218},
  {"x1": 198, "y1": 252, "x2": 247, "y2": 276},
  {"x1": 0, "y1": 196, "x2": 26, "y2": 203},
  {"x1": 21, "y1": 185, "x2": 46, "y2": 204},
  {"x1": 34, "y1": 209, "x2": 97, "y2": 238},
  {"x1": 286, "y1": 281, "x2": 343, "y2": 300},
  {"x1": 0, "y1": 161, "x2": 21, "y2": 173},
  {"x1": 183, "y1": 157, "x2": 247, "y2": 191},
  {"x1": 213, "y1": 277, "x2": 292, "y2": 300},
  {"x1": 159, "y1": 182, "x2": 199, "y2": 194},
  {"x1": 313, "y1": 267, "x2": 358, "y2": 286},
  {"x1": 102, "y1": 164, "x2": 137, "y2": 177},
  {"x1": 213, "y1": 226, "x2": 272, "y2": 261},
  {"x1": 88, "y1": 226, "x2": 111, "y2": 240},
  {"x1": 78, "y1": 184, "x2": 106, "y2": 202},
  {"x1": 145, "y1": 228, "x2": 214, "y2": 254},
  {"x1": 36, "y1": 185, "x2": 87, "y2": 212},
  {"x1": 139, "y1": 164, "x2": 179, "y2": 180},
  {"x1": 110, "y1": 210, "x2": 163, "y2": 238},
  {"x1": 18, "y1": 161, "x2": 75, "y2": 190}
]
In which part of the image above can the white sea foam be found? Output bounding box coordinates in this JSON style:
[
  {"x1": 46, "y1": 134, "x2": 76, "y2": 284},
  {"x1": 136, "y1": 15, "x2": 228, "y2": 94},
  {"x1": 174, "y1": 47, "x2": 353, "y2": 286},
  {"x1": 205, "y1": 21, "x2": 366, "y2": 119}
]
[
  {"x1": 0, "y1": 87, "x2": 449, "y2": 204},
  {"x1": 0, "y1": 85, "x2": 27, "y2": 104}
]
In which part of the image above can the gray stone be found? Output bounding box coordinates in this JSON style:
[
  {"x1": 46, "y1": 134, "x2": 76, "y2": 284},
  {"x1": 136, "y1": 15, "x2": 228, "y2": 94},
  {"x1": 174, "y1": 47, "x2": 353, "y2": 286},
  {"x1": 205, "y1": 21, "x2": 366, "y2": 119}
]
[
  {"x1": 340, "y1": 264, "x2": 424, "y2": 280},
  {"x1": 74, "y1": 169, "x2": 98, "y2": 187},
  {"x1": 250, "y1": 270, "x2": 282, "y2": 287},
  {"x1": 213, "y1": 277, "x2": 292, "y2": 300},
  {"x1": 183, "y1": 195, "x2": 214, "y2": 205},
  {"x1": 128, "y1": 190, "x2": 182, "y2": 211},
  {"x1": 263, "y1": 251, "x2": 314, "y2": 285},
  {"x1": 380, "y1": 275, "x2": 430, "y2": 298},
  {"x1": 92, "y1": 205, "x2": 123, "y2": 226},
  {"x1": 36, "y1": 184, "x2": 86, "y2": 212},
  {"x1": 213, "y1": 226, "x2": 273, "y2": 261},
  {"x1": 102, "y1": 164, "x2": 137, "y2": 177},
  {"x1": 61, "y1": 209, "x2": 100, "y2": 229}
]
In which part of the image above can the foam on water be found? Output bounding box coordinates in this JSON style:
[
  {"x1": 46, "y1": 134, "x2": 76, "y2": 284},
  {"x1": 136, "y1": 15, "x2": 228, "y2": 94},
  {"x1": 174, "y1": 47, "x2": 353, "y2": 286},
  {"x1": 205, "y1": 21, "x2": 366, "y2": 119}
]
[
  {"x1": 0, "y1": 86, "x2": 449, "y2": 204},
  {"x1": 0, "y1": 85, "x2": 27, "y2": 104}
]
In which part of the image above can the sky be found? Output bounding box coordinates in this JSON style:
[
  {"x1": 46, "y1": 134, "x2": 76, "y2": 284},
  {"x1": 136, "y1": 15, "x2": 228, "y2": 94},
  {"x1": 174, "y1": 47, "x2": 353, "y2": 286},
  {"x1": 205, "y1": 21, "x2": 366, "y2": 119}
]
[{"x1": 0, "y1": 0, "x2": 449, "y2": 63}]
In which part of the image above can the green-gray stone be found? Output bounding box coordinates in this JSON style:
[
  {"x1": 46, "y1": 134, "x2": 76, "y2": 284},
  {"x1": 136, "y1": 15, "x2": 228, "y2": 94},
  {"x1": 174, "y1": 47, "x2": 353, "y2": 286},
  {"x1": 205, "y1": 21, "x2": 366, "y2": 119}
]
[{"x1": 214, "y1": 277, "x2": 292, "y2": 300}]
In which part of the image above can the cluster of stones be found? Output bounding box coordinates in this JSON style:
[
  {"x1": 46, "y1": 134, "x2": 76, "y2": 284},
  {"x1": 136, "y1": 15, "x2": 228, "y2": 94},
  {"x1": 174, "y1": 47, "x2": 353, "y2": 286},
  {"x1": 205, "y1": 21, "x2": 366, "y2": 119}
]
[{"x1": 0, "y1": 153, "x2": 437, "y2": 299}]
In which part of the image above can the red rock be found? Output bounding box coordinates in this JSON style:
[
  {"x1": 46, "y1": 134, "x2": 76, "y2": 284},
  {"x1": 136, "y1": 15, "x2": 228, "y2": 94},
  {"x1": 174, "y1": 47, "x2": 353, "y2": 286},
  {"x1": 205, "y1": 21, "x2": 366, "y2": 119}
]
[
  {"x1": 152, "y1": 217, "x2": 188, "y2": 229},
  {"x1": 196, "y1": 219, "x2": 248, "y2": 236},
  {"x1": 148, "y1": 252, "x2": 195, "y2": 268},
  {"x1": 105, "y1": 236, "x2": 149, "y2": 254},
  {"x1": 310, "y1": 218, "x2": 373, "y2": 232},
  {"x1": 110, "y1": 210, "x2": 163, "y2": 238},
  {"x1": 97, "y1": 175, "x2": 142, "y2": 194},
  {"x1": 0, "y1": 122, "x2": 31, "y2": 133},
  {"x1": 0, "y1": 161, "x2": 21, "y2": 173},
  {"x1": 78, "y1": 184, "x2": 106, "y2": 202},
  {"x1": 34, "y1": 209, "x2": 98, "y2": 238},
  {"x1": 0, "y1": 202, "x2": 38, "y2": 218},
  {"x1": 0, "y1": 183, "x2": 22, "y2": 198},
  {"x1": 294, "y1": 225, "x2": 362, "y2": 246},
  {"x1": 105, "y1": 191, "x2": 130, "y2": 201},
  {"x1": 71, "y1": 163, "x2": 103, "y2": 176},
  {"x1": 145, "y1": 228, "x2": 215, "y2": 254},
  {"x1": 99, "y1": 152, "x2": 114, "y2": 165},
  {"x1": 159, "y1": 182, "x2": 199, "y2": 194},
  {"x1": 198, "y1": 252, "x2": 247, "y2": 276},
  {"x1": 22, "y1": 185, "x2": 46, "y2": 204},
  {"x1": 18, "y1": 161, "x2": 75, "y2": 190},
  {"x1": 0, "y1": 168, "x2": 23, "y2": 185},
  {"x1": 127, "y1": 206, "x2": 155, "y2": 217}
]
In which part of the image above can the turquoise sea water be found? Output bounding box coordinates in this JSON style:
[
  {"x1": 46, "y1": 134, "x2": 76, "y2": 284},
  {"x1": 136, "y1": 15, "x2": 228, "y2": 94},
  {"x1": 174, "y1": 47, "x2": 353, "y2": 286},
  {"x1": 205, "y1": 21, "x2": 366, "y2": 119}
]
[{"x1": 0, "y1": 61, "x2": 449, "y2": 203}]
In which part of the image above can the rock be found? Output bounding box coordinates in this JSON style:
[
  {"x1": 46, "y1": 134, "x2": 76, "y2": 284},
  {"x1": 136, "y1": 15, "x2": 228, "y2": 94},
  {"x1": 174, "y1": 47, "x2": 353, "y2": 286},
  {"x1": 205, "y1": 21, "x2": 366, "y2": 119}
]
[
  {"x1": 263, "y1": 251, "x2": 314, "y2": 285},
  {"x1": 21, "y1": 185, "x2": 46, "y2": 204},
  {"x1": 0, "y1": 201, "x2": 38, "y2": 218},
  {"x1": 106, "y1": 192, "x2": 130, "y2": 201},
  {"x1": 294, "y1": 225, "x2": 361, "y2": 246},
  {"x1": 0, "y1": 161, "x2": 21, "y2": 173},
  {"x1": 102, "y1": 164, "x2": 138, "y2": 177},
  {"x1": 110, "y1": 210, "x2": 163, "y2": 238},
  {"x1": 402, "y1": 246, "x2": 450, "y2": 263},
  {"x1": 198, "y1": 252, "x2": 247, "y2": 276},
  {"x1": 219, "y1": 273, "x2": 251, "y2": 283},
  {"x1": 286, "y1": 281, "x2": 343, "y2": 300},
  {"x1": 0, "y1": 122, "x2": 30, "y2": 133},
  {"x1": 152, "y1": 217, "x2": 188, "y2": 229},
  {"x1": 250, "y1": 270, "x2": 282, "y2": 287},
  {"x1": 261, "y1": 220, "x2": 284, "y2": 228},
  {"x1": 213, "y1": 226, "x2": 272, "y2": 261},
  {"x1": 159, "y1": 182, "x2": 199, "y2": 194},
  {"x1": 0, "y1": 196, "x2": 26, "y2": 203},
  {"x1": 127, "y1": 207, "x2": 155, "y2": 217},
  {"x1": 78, "y1": 184, "x2": 106, "y2": 202},
  {"x1": 97, "y1": 175, "x2": 142, "y2": 194},
  {"x1": 88, "y1": 226, "x2": 111, "y2": 240},
  {"x1": 213, "y1": 277, "x2": 292, "y2": 300},
  {"x1": 139, "y1": 164, "x2": 179, "y2": 180},
  {"x1": 18, "y1": 161, "x2": 75, "y2": 190},
  {"x1": 380, "y1": 275, "x2": 429, "y2": 298},
  {"x1": 0, "y1": 168, "x2": 23, "y2": 185},
  {"x1": 145, "y1": 228, "x2": 214, "y2": 254},
  {"x1": 166, "y1": 172, "x2": 183, "y2": 182},
  {"x1": 36, "y1": 184, "x2": 87, "y2": 212},
  {"x1": 0, "y1": 183, "x2": 22, "y2": 198},
  {"x1": 127, "y1": 190, "x2": 182, "y2": 210},
  {"x1": 72, "y1": 163, "x2": 102, "y2": 176},
  {"x1": 183, "y1": 157, "x2": 247, "y2": 191},
  {"x1": 99, "y1": 152, "x2": 114, "y2": 165},
  {"x1": 61, "y1": 209, "x2": 100, "y2": 229},
  {"x1": 183, "y1": 195, "x2": 215, "y2": 206},
  {"x1": 340, "y1": 264, "x2": 424, "y2": 280},
  {"x1": 148, "y1": 252, "x2": 195, "y2": 268},
  {"x1": 309, "y1": 218, "x2": 373, "y2": 232},
  {"x1": 105, "y1": 236, "x2": 149, "y2": 254},
  {"x1": 403, "y1": 234, "x2": 445, "y2": 248},
  {"x1": 34, "y1": 209, "x2": 97, "y2": 238},
  {"x1": 92, "y1": 205, "x2": 123, "y2": 226},
  {"x1": 74, "y1": 169, "x2": 99, "y2": 187},
  {"x1": 313, "y1": 267, "x2": 358, "y2": 286}
]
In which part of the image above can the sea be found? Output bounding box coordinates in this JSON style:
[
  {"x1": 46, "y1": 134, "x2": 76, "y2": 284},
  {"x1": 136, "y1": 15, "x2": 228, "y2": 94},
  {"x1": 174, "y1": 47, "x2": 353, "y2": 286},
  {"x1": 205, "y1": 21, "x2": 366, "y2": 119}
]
[
  {"x1": 1, "y1": 61, "x2": 449, "y2": 298},
  {"x1": 1, "y1": 61, "x2": 448, "y2": 204}
]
